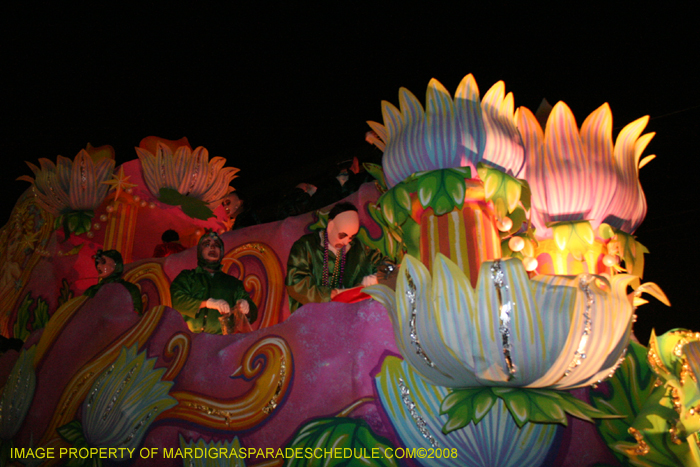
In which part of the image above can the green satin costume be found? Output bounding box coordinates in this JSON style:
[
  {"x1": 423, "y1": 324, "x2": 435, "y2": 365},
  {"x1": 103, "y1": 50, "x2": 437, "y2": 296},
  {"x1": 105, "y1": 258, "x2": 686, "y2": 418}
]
[
  {"x1": 170, "y1": 267, "x2": 257, "y2": 334},
  {"x1": 286, "y1": 231, "x2": 384, "y2": 313},
  {"x1": 84, "y1": 250, "x2": 143, "y2": 314},
  {"x1": 170, "y1": 231, "x2": 257, "y2": 334}
]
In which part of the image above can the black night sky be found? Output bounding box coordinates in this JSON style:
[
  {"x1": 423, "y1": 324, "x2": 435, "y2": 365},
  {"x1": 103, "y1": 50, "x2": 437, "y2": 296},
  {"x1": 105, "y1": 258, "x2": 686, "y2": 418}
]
[{"x1": 3, "y1": 4, "x2": 699, "y2": 340}]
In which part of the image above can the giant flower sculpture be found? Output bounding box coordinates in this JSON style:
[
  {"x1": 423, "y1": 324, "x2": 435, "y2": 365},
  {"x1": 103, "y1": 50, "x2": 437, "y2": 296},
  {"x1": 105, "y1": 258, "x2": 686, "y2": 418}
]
[
  {"x1": 519, "y1": 102, "x2": 654, "y2": 237},
  {"x1": 367, "y1": 254, "x2": 640, "y2": 390},
  {"x1": 136, "y1": 142, "x2": 239, "y2": 205},
  {"x1": 17, "y1": 149, "x2": 115, "y2": 234},
  {"x1": 368, "y1": 74, "x2": 525, "y2": 188},
  {"x1": 367, "y1": 254, "x2": 651, "y2": 466}
]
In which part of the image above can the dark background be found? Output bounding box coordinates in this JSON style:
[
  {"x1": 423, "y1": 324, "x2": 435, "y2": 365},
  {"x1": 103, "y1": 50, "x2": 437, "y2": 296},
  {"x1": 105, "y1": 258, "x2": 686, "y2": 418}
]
[{"x1": 2, "y1": 4, "x2": 698, "y2": 341}]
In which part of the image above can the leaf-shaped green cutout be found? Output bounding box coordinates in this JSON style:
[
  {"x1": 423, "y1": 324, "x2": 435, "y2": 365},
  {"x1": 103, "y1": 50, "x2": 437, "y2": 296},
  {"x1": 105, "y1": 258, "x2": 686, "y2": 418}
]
[
  {"x1": 364, "y1": 163, "x2": 387, "y2": 190},
  {"x1": 505, "y1": 179, "x2": 522, "y2": 212},
  {"x1": 528, "y1": 391, "x2": 567, "y2": 425},
  {"x1": 551, "y1": 221, "x2": 594, "y2": 259},
  {"x1": 394, "y1": 184, "x2": 412, "y2": 211},
  {"x1": 519, "y1": 180, "x2": 532, "y2": 210},
  {"x1": 417, "y1": 172, "x2": 439, "y2": 208},
  {"x1": 497, "y1": 388, "x2": 532, "y2": 428},
  {"x1": 472, "y1": 389, "x2": 497, "y2": 424},
  {"x1": 57, "y1": 420, "x2": 86, "y2": 444},
  {"x1": 440, "y1": 388, "x2": 477, "y2": 413},
  {"x1": 380, "y1": 193, "x2": 396, "y2": 225},
  {"x1": 442, "y1": 403, "x2": 473, "y2": 434},
  {"x1": 443, "y1": 170, "x2": 466, "y2": 206},
  {"x1": 432, "y1": 192, "x2": 454, "y2": 216}
]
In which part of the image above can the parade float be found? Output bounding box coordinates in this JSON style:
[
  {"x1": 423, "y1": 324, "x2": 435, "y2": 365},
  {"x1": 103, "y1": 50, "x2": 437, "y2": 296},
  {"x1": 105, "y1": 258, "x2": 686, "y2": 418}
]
[{"x1": 0, "y1": 74, "x2": 697, "y2": 467}]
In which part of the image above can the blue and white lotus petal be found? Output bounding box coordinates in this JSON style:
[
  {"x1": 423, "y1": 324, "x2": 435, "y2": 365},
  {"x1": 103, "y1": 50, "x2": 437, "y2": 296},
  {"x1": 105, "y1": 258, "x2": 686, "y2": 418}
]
[
  {"x1": 372, "y1": 74, "x2": 525, "y2": 188},
  {"x1": 82, "y1": 345, "x2": 177, "y2": 451},
  {"x1": 366, "y1": 254, "x2": 637, "y2": 390},
  {"x1": 375, "y1": 356, "x2": 559, "y2": 467}
]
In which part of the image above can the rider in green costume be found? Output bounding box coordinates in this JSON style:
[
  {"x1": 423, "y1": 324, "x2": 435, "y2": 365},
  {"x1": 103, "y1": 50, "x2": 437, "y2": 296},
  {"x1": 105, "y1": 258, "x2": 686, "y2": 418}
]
[
  {"x1": 171, "y1": 231, "x2": 257, "y2": 334},
  {"x1": 85, "y1": 249, "x2": 143, "y2": 314},
  {"x1": 286, "y1": 202, "x2": 384, "y2": 313}
]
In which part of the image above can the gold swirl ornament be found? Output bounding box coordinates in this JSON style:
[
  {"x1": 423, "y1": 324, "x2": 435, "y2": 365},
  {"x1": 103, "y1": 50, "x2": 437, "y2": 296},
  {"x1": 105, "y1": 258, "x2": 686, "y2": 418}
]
[
  {"x1": 123, "y1": 260, "x2": 173, "y2": 311},
  {"x1": 221, "y1": 242, "x2": 285, "y2": 328},
  {"x1": 159, "y1": 335, "x2": 292, "y2": 430}
]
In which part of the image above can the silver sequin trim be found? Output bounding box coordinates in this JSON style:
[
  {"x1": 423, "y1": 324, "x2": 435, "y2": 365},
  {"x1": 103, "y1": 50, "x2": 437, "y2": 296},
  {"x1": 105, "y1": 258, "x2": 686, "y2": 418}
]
[
  {"x1": 491, "y1": 260, "x2": 516, "y2": 379},
  {"x1": 398, "y1": 377, "x2": 439, "y2": 448},
  {"x1": 561, "y1": 275, "x2": 594, "y2": 380},
  {"x1": 406, "y1": 272, "x2": 436, "y2": 370},
  {"x1": 597, "y1": 348, "x2": 627, "y2": 385}
]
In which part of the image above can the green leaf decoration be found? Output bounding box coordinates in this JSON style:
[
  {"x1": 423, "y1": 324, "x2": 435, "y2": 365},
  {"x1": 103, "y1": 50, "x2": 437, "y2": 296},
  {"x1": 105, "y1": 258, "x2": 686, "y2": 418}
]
[
  {"x1": 57, "y1": 420, "x2": 86, "y2": 444},
  {"x1": 440, "y1": 388, "x2": 494, "y2": 433},
  {"x1": 378, "y1": 183, "x2": 409, "y2": 226},
  {"x1": 357, "y1": 203, "x2": 404, "y2": 262},
  {"x1": 13, "y1": 294, "x2": 33, "y2": 341},
  {"x1": 58, "y1": 420, "x2": 100, "y2": 467},
  {"x1": 13, "y1": 293, "x2": 50, "y2": 340},
  {"x1": 33, "y1": 297, "x2": 50, "y2": 330},
  {"x1": 58, "y1": 278, "x2": 74, "y2": 307},
  {"x1": 308, "y1": 210, "x2": 329, "y2": 232},
  {"x1": 616, "y1": 231, "x2": 648, "y2": 281},
  {"x1": 500, "y1": 206, "x2": 528, "y2": 238},
  {"x1": 158, "y1": 188, "x2": 214, "y2": 220},
  {"x1": 590, "y1": 341, "x2": 700, "y2": 466},
  {"x1": 416, "y1": 169, "x2": 470, "y2": 216},
  {"x1": 441, "y1": 387, "x2": 620, "y2": 434},
  {"x1": 58, "y1": 210, "x2": 95, "y2": 238},
  {"x1": 417, "y1": 171, "x2": 439, "y2": 208},
  {"x1": 377, "y1": 167, "x2": 472, "y2": 230},
  {"x1": 518, "y1": 180, "x2": 532, "y2": 211},
  {"x1": 363, "y1": 163, "x2": 387, "y2": 191},
  {"x1": 284, "y1": 417, "x2": 398, "y2": 467},
  {"x1": 477, "y1": 163, "x2": 522, "y2": 219},
  {"x1": 373, "y1": 167, "x2": 473, "y2": 261},
  {"x1": 550, "y1": 220, "x2": 595, "y2": 260},
  {"x1": 598, "y1": 223, "x2": 616, "y2": 240}
]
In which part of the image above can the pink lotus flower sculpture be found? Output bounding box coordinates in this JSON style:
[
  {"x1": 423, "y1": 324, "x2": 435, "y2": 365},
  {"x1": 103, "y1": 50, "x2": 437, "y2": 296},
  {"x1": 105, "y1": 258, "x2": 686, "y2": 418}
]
[
  {"x1": 519, "y1": 102, "x2": 654, "y2": 236},
  {"x1": 18, "y1": 150, "x2": 115, "y2": 216}
]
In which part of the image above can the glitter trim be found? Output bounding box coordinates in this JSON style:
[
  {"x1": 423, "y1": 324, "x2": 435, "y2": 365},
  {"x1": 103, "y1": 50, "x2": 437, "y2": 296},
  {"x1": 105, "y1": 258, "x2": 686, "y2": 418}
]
[
  {"x1": 123, "y1": 406, "x2": 159, "y2": 444},
  {"x1": 625, "y1": 427, "x2": 649, "y2": 456},
  {"x1": 491, "y1": 260, "x2": 516, "y2": 379},
  {"x1": 560, "y1": 275, "x2": 594, "y2": 381},
  {"x1": 597, "y1": 348, "x2": 628, "y2": 385},
  {"x1": 263, "y1": 357, "x2": 286, "y2": 414},
  {"x1": 398, "y1": 378, "x2": 439, "y2": 448},
  {"x1": 669, "y1": 422, "x2": 682, "y2": 445},
  {"x1": 103, "y1": 365, "x2": 136, "y2": 421},
  {"x1": 405, "y1": 271, "x2": 436, "y2": 370}
]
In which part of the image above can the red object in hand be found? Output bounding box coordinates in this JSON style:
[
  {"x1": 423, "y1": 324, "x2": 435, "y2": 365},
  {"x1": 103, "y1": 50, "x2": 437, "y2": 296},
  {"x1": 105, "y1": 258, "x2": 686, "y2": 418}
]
[{"x1": 332, "y1": 287, "x2": 371, "y2": 303}]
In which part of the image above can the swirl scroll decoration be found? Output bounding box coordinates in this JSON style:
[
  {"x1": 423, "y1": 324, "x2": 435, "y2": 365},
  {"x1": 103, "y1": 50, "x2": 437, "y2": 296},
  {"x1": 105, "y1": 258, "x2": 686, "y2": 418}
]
[
  {"x1": 0, "y1": 194, "x2": 56, "y2": 335},
  {"x1": 161, "y1": 332, "x2": 192, "y2": 382},
  {"x1": 159, "y1": 335, "x2": 293, "y2": 431},
  {"x1": 221, "y1": 242, "x2": 285, "y2": 329},
  {"x1": 123, "y1": 261, "x2": 173, "y2": 311}
]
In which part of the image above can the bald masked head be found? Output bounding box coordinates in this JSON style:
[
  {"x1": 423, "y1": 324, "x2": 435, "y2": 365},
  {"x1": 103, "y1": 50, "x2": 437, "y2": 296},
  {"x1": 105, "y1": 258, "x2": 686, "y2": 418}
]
[{"x1": 326, "y1": 202, "x2": 360, "y2": 253}]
